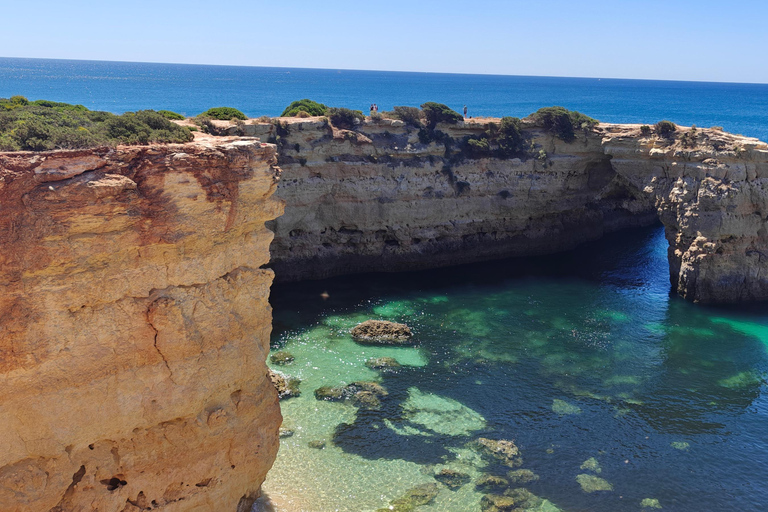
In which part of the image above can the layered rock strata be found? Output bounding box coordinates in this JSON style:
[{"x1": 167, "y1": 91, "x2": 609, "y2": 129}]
[
  {"x1": 261, "y1": 117, "x2": 767, "y2": 303},
  {"x1": 0, "y1": 139, "x2": 283, "y2": 511}
]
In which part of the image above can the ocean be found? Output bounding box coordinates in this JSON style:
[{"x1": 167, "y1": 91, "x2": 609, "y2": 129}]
[
  {"x1": 1, "y1": 56, "x2": 768, "y2": 142},
  {"x1": 3, "y1": 56, "x2": 767, "y2": 512}
]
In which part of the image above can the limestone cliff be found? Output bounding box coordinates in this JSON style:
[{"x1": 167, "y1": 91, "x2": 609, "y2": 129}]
[
  {"x1": 0, "y1": 140, "x2": 283, "y2": 511},
  {"x1": 263, "y1": 117, "x2": 767, "y2": 303}
]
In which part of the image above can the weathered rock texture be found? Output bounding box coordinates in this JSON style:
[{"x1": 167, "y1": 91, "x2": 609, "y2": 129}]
[
  {"x1": 0, "y1": 139, "x2": 283, "y2": 511},
  {"x1": 264, "y1": 117, "x2": 767, "y2": 303}
]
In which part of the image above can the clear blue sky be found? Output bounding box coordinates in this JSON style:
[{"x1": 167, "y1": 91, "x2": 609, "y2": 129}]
[{"x1": 4, "y1": 0, "x2": 768, "y2": 83}]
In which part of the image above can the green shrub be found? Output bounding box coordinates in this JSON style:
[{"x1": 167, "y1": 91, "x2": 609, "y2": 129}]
[
  {"x1": 328, "y1": 107, "x2": 364, "y2": 130},
  {"x1": 640, "y1": 125, "x2": 652, "y2": 136},
  {"x1": 281, "y1": 99, "x2": 328, "y2": 117},
  {"x1": 655, "y1": 120, "x2": 677, "y2": 138},
  {"x1": 199, "y1": 107, "x2": 246, "y2": 120},
  {"x1": 680, "y1": 125, "x2": 698, "y2": 148},
  {"x1": 497, "y1": 117, "x2": 526, "y2": 157},
  {"x1": 420, "y1": 102, "x2": 463, "y2": 129},
  {"x1": 465, "y1": 136, "x2": 491, "y2": 157},
  {"x1": 391, "y1": 106, "x2": 422, "y2": 127},
  {"x1": 0, "y1": 99, "x2": 193, "y2": 151},
  {"x1": 157, "y1": 110, "x2": 185, "y2": 120},
  {"x1": 530, "y1": 106, "x2": 598, "y2": 142}
]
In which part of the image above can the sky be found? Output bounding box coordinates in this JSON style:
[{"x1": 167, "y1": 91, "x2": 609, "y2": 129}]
[{"x1": 3, "y1": 0, "x2": 768, "y2": 83}]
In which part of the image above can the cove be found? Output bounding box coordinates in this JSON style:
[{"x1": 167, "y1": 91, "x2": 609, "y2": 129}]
[{"x1": 262, "y1": 225, "x2": 768, "y2": 512}]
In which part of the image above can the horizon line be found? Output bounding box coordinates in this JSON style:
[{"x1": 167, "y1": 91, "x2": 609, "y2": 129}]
[{"x1": 2, "y1": 55, "x2": 768, "y2": 87}]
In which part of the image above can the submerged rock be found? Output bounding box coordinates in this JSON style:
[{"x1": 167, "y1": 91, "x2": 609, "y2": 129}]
[
  {"x1": 434, "y1": 468, "x2": 471, "y2": 490},
  {"x1": 641, "y1": 498, "x2": 662, "y2": 509},
  {"x1": 671, "y1": 441, "x2": 690, "y2": 451},
  {"x1": 474, "y1": 438, "x2": 523, "y2": 467},
  {"x1": 576, "y1": 473, "x2": 613, "y2": 492},
  {"x1": 502, "y1": 488, "x2": 545, "y2": 510},
  {"x1": 278, "y1": 427, "x2": 294, "y2": 438},
  {"x1": 307, "y1": 440, "x2": 326, "y2": 449},
  {"x1": 388, "y1": 388, "x2": 486, "y2": 437},
  {"x1": 507, "y1": 468, "x2": 539, "y2": 484},
  {"x1": 268, "y1": 369, "x2": 301, "y2": 400},
  {"x1": 351, "y1": 319, "x2": 413, "y2": 344},
  {"x1": 481, "y1": 494, "x2": 517, "y2": 512},
  {"x1": 366, "y1": 356, "x2": 403, "y2": 371},
  {"x1": 552, "y1": 399, "x2": 582, "y2": 416},
  {"x1": 475, "y1": 474, "x2": 509, "y2": 492},
  {"x1": 270, "y1": 351, "x2": 295, "y2": 365},
  {"x1": 314, "y1": 386, "x2": 345, "y2": 401},
  {"x1": 384, "y1": 482, "x2": 439, "y2": 510},
  {"x1": 314, "y1": 381, "x2": 388, "y2": 409},
  {"x1": 580, "y1": 457, "x2": 601, "y2": 473}
]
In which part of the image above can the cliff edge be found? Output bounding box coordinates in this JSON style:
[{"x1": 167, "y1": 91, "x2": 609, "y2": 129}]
[{"x1": 0, "y1": 139, "x2": 283, "y2": 511}]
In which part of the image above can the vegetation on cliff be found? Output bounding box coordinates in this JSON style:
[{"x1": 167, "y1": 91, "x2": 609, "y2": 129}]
[
  {"x1": 0, "y1": 96, "x2": 193, "y2": 151},
  {"x1": 655, "y1": 120, "x2": 677, "y2": 138},
  {"x1": 281, "y1": 99, "x2": 328, "y2": 117},
  {"x1": 462, "y1": 116, "x2": 527, "y2": 159},
  {"x1": 199, "y1": 106, "x2": 247, "y2": 120},
  {"x1": 421, "y1": 102, "x2": 463, "y2": 129},
  {"x1": 529, "y1": 106, "x2": 598, "y2": 142},
  {"x1": 328, "y1": 107, "x2": 365, "y2": 129}
]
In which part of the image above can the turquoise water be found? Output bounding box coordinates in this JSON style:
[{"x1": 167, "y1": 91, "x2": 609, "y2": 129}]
[
  {"x1": 264, "y1": 226, "x2": 768, "y2": 512},
  {"x1": 2, "y1": 57, "x2": 768, "y2": 142}
]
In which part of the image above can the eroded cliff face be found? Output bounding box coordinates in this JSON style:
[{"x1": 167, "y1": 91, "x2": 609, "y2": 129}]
[
  {"x1": 603, "y1": 126, "x2": 768, "y2": 302},
  {"x1": 0, "y1": 140, "x2": 283, "y2": 511},
  {"x1": 264, "y1": 117, "x2": 767, "y2": 303}
]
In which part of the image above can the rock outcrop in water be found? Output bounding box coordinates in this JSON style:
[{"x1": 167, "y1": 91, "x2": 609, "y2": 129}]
[
  {"x1": 0, "y1": 140, "x2": 283, "y2": 511},
  {"x1": 260, "y1": 117, "x2": 767, "y2": 303}
]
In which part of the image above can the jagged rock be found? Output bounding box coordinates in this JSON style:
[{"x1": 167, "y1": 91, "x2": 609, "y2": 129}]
[
  {"x1": 474, "y1": 438, "x2": 523, "y2": 467},
  {"x1": 475, "y1": 474, "x2": 509, "y2": 492},
  {"x1": 351, "y1": 320, "x2": 413, "y2": 344},
  {"x1": 270, "y1": 351, "x2": 295, "y2": 365},
  {"x1": 269, "y1": 369, "x2": 301, "y2": 399},
  {"x1": 366, "y1": 356, "x2": 403, "y2": 371},
  {"x1": 507, "y1": 469, "x2": 539, "y2": 484},
  {"x1": 434, "y1": 468, "x2": 471, "y2": 490},
  {"x1": 278, "y1": 427, "x2": 294, "y2": 438}
]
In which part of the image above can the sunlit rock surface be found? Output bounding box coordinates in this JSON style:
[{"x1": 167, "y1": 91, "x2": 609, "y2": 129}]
[{"x1": 0, "y1": 140, "x2": 283, "y2": 511}]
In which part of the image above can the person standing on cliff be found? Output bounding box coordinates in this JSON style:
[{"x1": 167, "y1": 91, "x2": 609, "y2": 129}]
[{"x1": 463, "y1": 105, "x2": 468, "y2": 118}]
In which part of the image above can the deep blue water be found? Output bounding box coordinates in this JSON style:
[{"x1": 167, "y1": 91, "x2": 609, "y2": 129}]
[{"x1": 1, "y1": 57, "x2": 768, "y2": 142}]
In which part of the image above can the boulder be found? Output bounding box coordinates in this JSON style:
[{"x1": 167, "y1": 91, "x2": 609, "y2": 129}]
[{"x1": 351, "y1": 320, "x2": 413, "y2": 344}]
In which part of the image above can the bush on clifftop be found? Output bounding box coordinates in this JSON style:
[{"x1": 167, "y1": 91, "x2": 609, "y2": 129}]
[
  {"x1": 328, "y1": 107, "x2": 365, "y2": 130},
  {"x1": 655, "y1": 120, "x2": 677, "y2": 138},
  {"x1": 420, "y1": 102, "x2": 463, "y2": 129},
  {"x1": 0, "y1": 96, "x2": 193, "y2": 151},
  {"x1": 199, "y1": 106, "x2": 247, "y2": 120},
  {"x1": 529, "y1": 106, "x2": 598, "y2": 142},
  {"x1": 281, "y1": 99, "x2": 328, "y2": 117},
  {"x1": 157, "y1": 110, "x2": 185, "y2": 120},
  {"x1": 390, "y1": 106, "x2": 422, "y2": 127}
]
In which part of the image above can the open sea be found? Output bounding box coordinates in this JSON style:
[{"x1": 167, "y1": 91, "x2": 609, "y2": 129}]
[
  {"x1": 1, "y1": 57, "x2": 768, "y2": 142},
  {"x1": 3, "y1": 57, "x2": 767, "y2": 512}
]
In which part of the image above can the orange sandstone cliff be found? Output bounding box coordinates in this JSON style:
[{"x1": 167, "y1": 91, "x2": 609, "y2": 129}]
[{"x1": 0, "y1": 139, "x2": 283, "y2": 511}]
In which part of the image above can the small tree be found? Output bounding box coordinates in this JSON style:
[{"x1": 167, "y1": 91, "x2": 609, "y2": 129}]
[
  {"x1": 420, "y1": 102, "x2": 462, "y2": 129},
  {"x1": 655, "y1": 120, "x2": 677, "y2": 138},
  {"x1": 640, "y1": 125, "x2": 652, "y2": 136}
]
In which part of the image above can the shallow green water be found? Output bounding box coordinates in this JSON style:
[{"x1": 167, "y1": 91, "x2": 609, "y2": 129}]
[{"x1": 260, "y1": 226, "x2": 768, "y2": 512}]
